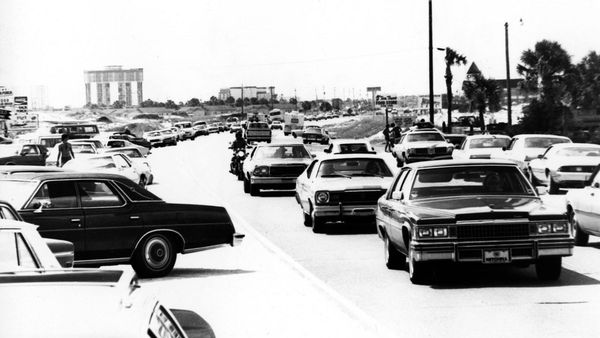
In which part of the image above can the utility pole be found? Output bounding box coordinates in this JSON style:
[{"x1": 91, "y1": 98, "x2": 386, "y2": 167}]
[
  {"x1": 241, "y1": 83, "x2": 244, "y2": 119},
  {"x1": 505, "y1": 22, "x2": 513, "y2": 126},
  {"x1": 428, "y1": 0, "x2": 435, "y2": 124}
]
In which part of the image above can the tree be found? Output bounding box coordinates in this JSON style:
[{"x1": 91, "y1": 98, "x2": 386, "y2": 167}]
[
  {"x1": 319, "y1": 101, "x2": 333, "y2": 112},
  {"x1": 301, "y1": 101, "x2": 312, "y2": 111},
  {"x1": 258, "y1": 98, "x2": 269, "y2": 105},
  {"x1": 209, "y1": 96, "x2": 218, "y2": 105},
  {"x1": 250, "y1": 97, "x2": 259, "y2": 105},
  {"x1": 442, "y1": 48, "x2": 467, "y2": 130},
  {"x1": 331, "y1": 98, "x2": 343, "y2": 110},
  {"x1": 165, "y1": 100, "x2": 178, "y2": 110},
  {"x1": 225, "y1": 96, "x2": 235, "y2": 105},
  {"x1": 462, "y1": 74, "x2": 501, "y2": 131},
  {"x1": 186, "y1": 98, "x2": 201, "y2": 106},
  {"x1": 235, "y1": 98, "x2": 244, "y2": 107},
  {"x1": 112, "y1": 100, "x2": 125, "y2": 109},
  {"x1": 289, "y1": 98, "x2": 298, "y2": 105},
  {"x1": 575, "y1": 51, "x2": 600, "y2": 112}
]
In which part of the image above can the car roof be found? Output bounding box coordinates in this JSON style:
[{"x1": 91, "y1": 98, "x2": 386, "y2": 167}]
[
  {"x1": 2, "y1": 171, "x2": 130, "y2": 181},
  {"x1": 329, "y1": 138, "x2": 369, "y2": 145},
  {"x1": 406, "y1": 159, "x2": 519, "y2": 169},
  {"x1": 256, "y1": 142, "x2": 305, "y2": 147},
  {"x1": 318, "y1": 153, "x2": 387, "y2": 161},
  {"x1": 513, "y1": 134, "x2": 571, "y2": 139},
  {"x1": 103, "y1": 146, "x2": 140, "y2": 152},
  {"x1": 0, "y1": 219, "x2": 37, "y2": 231},
  {"x1": 0, "y1": 165, "x2": 66, "y2": 174},
  {"x1": 465, "y1": 134, "x2": 511, "y2": 140},
  {"x1": 549, "y1": 142, "x2": 600, "y2": 149}
]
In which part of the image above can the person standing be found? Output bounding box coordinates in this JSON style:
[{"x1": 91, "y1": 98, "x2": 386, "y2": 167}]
[
  {"x1": 383, "y1": 124, "x2": 391, "y2": 152},
  {"x1": 57, "y1": 133, "x2": 75, "y2": 167},
  {"x1": 391, "y1": 123, "x2": 401, "y2": 144}
]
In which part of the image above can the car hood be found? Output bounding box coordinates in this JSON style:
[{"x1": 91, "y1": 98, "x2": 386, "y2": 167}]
[
  {"x1": 407, "y1": 196, "x2": 561, "y2": 222},
  {"x1": 543, "y1": 156, "x2": 600, "y2": 167},
  {"x1": 314, "y1": 176, "x2": 393, "y2": 191},
  {"x1": 463, "y1": 148, "x2": 505, "y2": 157},
  {"x1": 252, "y1": 158, "x2": 312, "y2": 166},
  {"x1": 405, "y1": 141, "x2": 450, "y2": 148}
]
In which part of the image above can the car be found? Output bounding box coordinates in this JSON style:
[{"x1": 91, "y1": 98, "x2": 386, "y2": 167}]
[
  {"x1": 494, "y1": 134, "x2": 571, "y2": 175},
  {"x1": 62, "y1": 153, "x2": 143, "y2": 186},
  {"x1": 324, "y1": 139, "x2": 376, "y2": 154},
  {"x1": 443, "y1": 134, "x2": 467, "y2": 149},
  {"x1": 160, "y1": 128, "x2": 179, "y2": 146},
  {"x1": 109, "y1": 133, "x2": 152, "y2": 150},
  {"x1": 0, "y1": 144, "x2": 48, "y2": 166},
  {"x1": 246, "y1": 121, "x2": 272, "y2": 143},
  {"x1": 207, "y1": 123, "x2": 220, "y2": 134},
  {"x1": 528, "y1": 143, "x2": 600, "y2": 194},
  {"x1": 566, "y1": 165, "x2": 600, "y2": 246},
  {"x1": 0, "y1": 201, "x2": 74, "y2": 268},
  {"x1": 0, "y1": 172, "x2": 245, "y2": 277},
  {"x1": 106, "y1": 138, "x2": 151, "y2": 156},
  {"x1": 171, "y1": 127, "x2": 186, "y2": 141},
  {"x1": 270, "y1": 120, "x2": 283, "y2": 130},
  {"x1": 296, "y1": 154, "x2": 394, "y2": 233},
  {"x1": 103, "y1": 146, "x2": 154, "y2": 185},
  {"x1": 229, "y1": 122, "x2": 243, "y2": 134},
  {"x1": 143, "y1": 130, "x2": 166, "y2": 147},
  {"x1": 46, "y1": 142, "x2": 100, "y2": 166},
  {"x1": 452, "y1": 134, "x2": 511, "y2": 160},
  {"x1": 192, "y1": 121, "x2": 209, "y2": 136},
  {"x1": 0, "y1": 263, "x2": 215, "y2": 338},
  {"x1": 0, "y1": 165, "x2": 67, "y2": 177},
  {"x1": 301, "y1": 126, "x2": 330, "y2": 145},
  {"x1": 377, "y1": 159, "x2": 573, "y2": 284},
  {"x1": 291, "y1": 124, "x2": 319, "y2": 139},
  {"x1": 70, "y1": 138, "x2": 106, "y2": 151},
  {"x1": 391, "y1": 128, "x2": 453, "y2": 167},
  {"x1": 217, "y1": 122, "x2": 227, "y2": 132},
  {"x1": 243, "y1": 143, "x2": 313, "y2": 196},
  {"x1": 173, "y1": 121, "x2": 196, "y2": 141}
]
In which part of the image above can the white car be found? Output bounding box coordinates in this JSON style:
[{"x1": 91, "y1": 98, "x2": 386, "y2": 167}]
[
  {"x1": 528, "y1": 143, "x2": 600, "y2": 194},
  {"x1": 70, "y1": 139, "x2": 105, "y2": 151},
  {"x1": 173, "y1": 121, "x2": 196, "y2": 140},
  {"x1": 103, "y1": 146, "x2": 154, "y2": 185},
  {"x1": 207, "y1": 123, "x2": 220, "y2": 134},
  {"x1": 295, "y1": 154, "x2": 395, "y2": 233},
  {"x1": 566, "y1": 167, "x2": 600, "y2": 246},
  {"x1": 452, "y1": 134, "x2": 511, "y2": 160},
  {"x1": 63, "y1": 153, "x2": 144, "y2": 186},
  {"x1": 143, "y1": 129, "x2": 178, "y2": 147},
  {"x1": 243, "y1": 143, "x2": 313, "y2": 196},
  {"x1": 494, "y1": 134, "x2": 571, "y2": 174},
  {"x1": 391, "y1": 128, "x2": 453, "y2": 167},
  {"x1": 47, "y1": 142, "x2": 100, "y2": 166},
  {"x1": 105, "y1": 138, "x2": 150, "y2": 156},
  {"x1": 324, "y1": 139, "x2": 376, "y2": 154},
  {"x1": 170, "y1": 127, "x2": 186, "y2": 141}
]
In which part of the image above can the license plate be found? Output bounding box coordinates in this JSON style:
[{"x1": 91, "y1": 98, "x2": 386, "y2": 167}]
[
  {"x1": 483, "y1": 249, "x2": 510, "y2": 264},
  {"x1": 428, "y1": 148, "x2": 435, "y2": 155}
]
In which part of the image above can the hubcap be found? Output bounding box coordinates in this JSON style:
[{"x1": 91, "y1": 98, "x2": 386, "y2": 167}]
[{"x1": 145, "y1": 237, "x2": 169, "y2": 269}]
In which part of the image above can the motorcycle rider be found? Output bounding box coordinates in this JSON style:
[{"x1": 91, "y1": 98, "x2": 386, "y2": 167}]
[{"x1": 230, "y1": 131, "x2": 247, "y2": 174}]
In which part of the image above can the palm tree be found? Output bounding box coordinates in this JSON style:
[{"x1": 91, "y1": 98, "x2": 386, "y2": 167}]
[
  {"x1": 462, "y1": 74, "x2": 501, "y2": 131},
  {"x1": 442, "y1": 48, "x2": 467, "y2": 131}
]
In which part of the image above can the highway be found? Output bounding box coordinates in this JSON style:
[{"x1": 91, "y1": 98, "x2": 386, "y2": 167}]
[{"x1": 143, "y1": 130, "x2": 600, "y2": 338}]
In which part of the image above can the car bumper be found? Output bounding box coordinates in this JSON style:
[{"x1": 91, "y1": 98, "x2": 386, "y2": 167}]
[
  {"x1": 313, "y1": 204, "x2": 377, "y2": 219},
  {"x1": 250, "y1": 176, "x2": 297, "y2": 188},
  {"x1": 232, "y1": 232, "x2": 245, "y2": 247},
  {"x1": 410, "y1": 238, "x2": 574, "y2": 263},
  {"x1": 405, "y1": 154, "x2": 452, "y2": 163},
  {"x1": 552, "y1": 172, "x2": 592, "y2": 187}
]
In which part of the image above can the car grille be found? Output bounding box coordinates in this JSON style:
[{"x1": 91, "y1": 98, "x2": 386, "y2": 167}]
[
  {"x1": 453, "y1": 223, "x2": 531, "y2": 240},
  {"x1": 329, "y1": 189, "x2": 387, "y2": 205},
  {"x1": 269, "y1": 164, "x2": 307, "y2": 177},
  {"x1": 413, "y1": 147, "x2": 447, "y2": 155},
  {"x1": 559, "y1": 165, "x2": 596, "y2": 173}
]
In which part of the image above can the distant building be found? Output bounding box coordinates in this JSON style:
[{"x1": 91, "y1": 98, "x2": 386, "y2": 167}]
[
  {"x1": 463, "y1": 62, "x2": 532, "y2": 105},
  {"x1": 218, "y1": 86, "x2": 276, "y2": 101},
  {"x1": 84, "y1": 66, "x2": 143, "y2": 106}
]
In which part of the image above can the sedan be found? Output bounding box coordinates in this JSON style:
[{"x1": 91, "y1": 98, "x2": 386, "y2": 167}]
[
  {"x1": 47, "y1": 142, "x2": 99, "y2": 166},
  {"x1": 243, "y1": 143, "x2": 313, "y2": 196},
  {"x1": 106, "y1": 139, "x2": 150, "y2": 156},
  {"x1": 566, "y1": 165, "x2": 600, "y2": 246},
  {"x1": 103, "y1": 146, "x2": 154, "y2": 185},
  {"x1": 302, "y1": 126, "x2": 330, "y2": 145},
  {"x1": 63, "y1": 153, "x2": 142, "y2": 186},
  {"x1": 296, "y1": 154, "x2": 394, "y2": 233},
  {"x1": 377, "y1": 159, "x2": 573, "y2": 284},
  {"x1": 494, "y1": 134, "x2": 571, "y2": 174},
  {"x1": 452, "y1": 134, "x2": 511, "y2": 160},
  {"x1": 0, "y1": 172, "x2": 244, "y2": 277},
  {"x1": 529, "y1": 143, "x2": 600, "y2": 193},
  {"x1": 0, "y1": 144, "x2": 48, "y2": 166}
]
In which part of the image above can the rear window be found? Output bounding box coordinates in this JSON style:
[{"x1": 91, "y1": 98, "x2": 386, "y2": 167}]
[
  {"x1": 407, "y1": 132, "x2": 444, "y2": 142},
  {"x1": 524, "y1": 137, "x2": 570, "y2": 148},
  {"x1": 317, "y1": 158, "x2": 392, "y2": 178},
  {"x1": 115, "y1": 180, "x2": 161, "y2": 201},
  {"x1": 249, "y1": 123, "x2": 269, "y2": 128},
  {"x1": 338, "y1": 143, "x2": 370, "y2": 153}
]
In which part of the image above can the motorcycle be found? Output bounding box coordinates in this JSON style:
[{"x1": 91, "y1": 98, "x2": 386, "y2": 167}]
[{"x1": 230, "y1": 148, "x2": 247, "y2": 181}]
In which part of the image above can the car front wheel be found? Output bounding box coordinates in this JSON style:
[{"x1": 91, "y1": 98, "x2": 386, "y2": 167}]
[
  {"x1": 250, "y1": 183, "x2": 260, "y2": 196},
  {"x1": 138, "y1": 175, "x2": 147, "y2": 188},
  {"x1": 548, "y1": 175, "x2": 559, "y2": 194},
  {"x1": 132, "y1": 234, "x2": 176, "y2": 278},
  {"x1": 312, "y1": 216, "x2": 326, "y2": 233},
  {"x1": 243, "y1": 176, "x2": 250, "y2": 193},
  {"x1": 570, "y1": 210, "x2": 589, "y2": 246},
  {"x1": 536, "y1": 256, "x2": 562, "y2": 281},
  {"x1": 384, "y1": 235, "x2": 405, "y2": 269}
]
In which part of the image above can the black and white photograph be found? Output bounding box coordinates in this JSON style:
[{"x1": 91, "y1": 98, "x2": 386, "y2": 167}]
[{"x1": 1, "y1": 0, "x2": 600, "y2": 337}]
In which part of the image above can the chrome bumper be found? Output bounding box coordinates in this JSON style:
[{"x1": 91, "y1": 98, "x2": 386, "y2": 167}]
[
  {"x1": 250, "y1": 177, "x2": 297, "y2": 185},
  {"x1": 314, "y1": 204, "x2": 377, "y2": 218},
  {"x1": 552, "y1": 172, "x2": 592, "y2": 184},
  {"x1": 406, "y1": 154, "x2": 452, "y2": 163},
  {"x1": 232, "y1": 232, "x2": 245, "y2": 247}
]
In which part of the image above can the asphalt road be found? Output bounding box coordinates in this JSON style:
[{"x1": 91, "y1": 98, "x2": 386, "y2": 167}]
[{"x1": 146, "y1": 130, "x2": 600, "y2": 338}]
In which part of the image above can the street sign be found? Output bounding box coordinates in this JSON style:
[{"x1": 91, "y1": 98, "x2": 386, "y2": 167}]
[{"x1": 366, "y1": 87, "x2": 381, "y2": 92}]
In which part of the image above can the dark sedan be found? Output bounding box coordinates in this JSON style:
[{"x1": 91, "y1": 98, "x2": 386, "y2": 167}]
[
  {"x1": 377, "y1": 159, "x2": 573, "y2": 284},
  {"x1": 0, "y1": 172, "x2": 244, "y2": 277},
  {"x1": 0, "y1": 144, "x2": 48, "y2": 166},
  {"x1": 110, "y1": 133, "x2": 152, "y2": 149},
  {"x1": 302, "y1": 127, "x2": 330, "y2": 145}
]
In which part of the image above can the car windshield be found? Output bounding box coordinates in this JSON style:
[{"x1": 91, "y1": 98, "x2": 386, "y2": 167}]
[
  {"x1": 147, "y1": 132, "x2": 160, "y2": 137},
  {"x1": 317, "y1": 158, "x2": 393, "y2": 177},
  {"x1": 305, "y1": 128, "x2": 321, "y2": 134},
  {"x1": 407, "y1": 132, "x2": 444, "y2": 142},
  {"x1": 254, "y1": 145, "x2": 310, "y2": 159},
  {"x1": 469, "y1": 137, "x2": 510, "y2": 149},
  {"x1": 65, "y1": 156, "x2": 115, "y2": 169},
  {"x1": 337, "y1": 143, "x2": 370, "y2": 153},
  {"x1": 0, "y1": 181, "x2": 39, "y2": 208},
  {"x1": 117, "y1": 149, "x2": 142, "y2": 158},
  {"x1": 524, "y1": 137, "x2": 569, "y2": 148},
  {"x1": 555, "y1": 146, "x2": 600, "y2": 157},
  {"x1": 410, "y1": 165, "x2": 534, "y2": 200},
  {"x1": 249, "y1": 123, "x2": 269, "y2": 128},
  {"x1": 72, "y1": 144, "x2": 95, "y2": 154}
]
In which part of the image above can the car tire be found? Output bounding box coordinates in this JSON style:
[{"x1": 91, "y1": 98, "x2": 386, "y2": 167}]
[
  {"x1": 535, "y1": 256, "x2": 562, "y2": 281},
  {"x1": 250, "y1": 184, "x2": 260, "y2": 196},
  {"x1": 384, "y1": 235, "x2": 405, "y2": 270},
  {"x1": 396, "y1": 157, "x2": 404, "y2": 168},
  {"x1": 132, "y1": 234, "x2": 176, "y2": 278},
  {"x1": 528, "y1": 167, "x2": 540, "y2": 186},
  {"x1": 570, "y1": 210, "x2": 589, "y2": 246},
  {"x1": 303, "y1": 212, "x2": 312, "y2": 227},
  {"x1": 243, "y1": 177, "x2": 250, "y2": 194},
  {"x1": 548, "y1": 177, "x2": 559, "y2": 194},
  {"x1": 138, "y1": 175, "x2": 147, "y2": 188},
  {"x1": 312, "y1": 216, "x2": 326, "y2": 234},
  {"x1": 408, "y1": 248, "x2": 432, "y2": 285}
]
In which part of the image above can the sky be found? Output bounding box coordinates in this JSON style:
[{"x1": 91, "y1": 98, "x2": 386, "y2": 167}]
[{"x1": 0, "y1": 0, "x2": 599, "y2": 107}]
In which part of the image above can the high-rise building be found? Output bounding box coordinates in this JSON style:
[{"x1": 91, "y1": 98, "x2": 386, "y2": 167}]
[
  {"x1": 84, "y1": 66, "x2": 143, "y2": 106},
  {"x1": 218, "y1": 86, "x2": 276, "y2": 101}
]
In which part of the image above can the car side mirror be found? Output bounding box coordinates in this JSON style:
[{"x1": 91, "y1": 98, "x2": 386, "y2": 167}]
[
  {"x1": 311, "y1": 154, "x2": 317, "y2": 158},
  {"x1": 324, "y1": 149, "x2": 331, "y2": 153},
  {"x1": 594, "y1": 182, "x2": 600, "y2": 189},
  {"x1": 33, "y1": 199, "x2": 52, "y2": 213},
  {"x1": 537, "y1": 154, "x2": 544, "y2": 159},
  {"x1": 536, "y1": 186, "x2": 547, "y2": 195},
  {"x1": 391, "y1": 191, "x2": 404, "y2": 200}
]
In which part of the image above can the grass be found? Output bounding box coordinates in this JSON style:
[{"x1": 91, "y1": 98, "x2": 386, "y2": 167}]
[{"x1": 326, "y1": 115, "x2": 386, "y2": 140}]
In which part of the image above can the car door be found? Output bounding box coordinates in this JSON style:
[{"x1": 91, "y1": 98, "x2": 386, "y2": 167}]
[
  {"x1": 380, "y1": 169, "x2": 410, "y2": 246},
  {"x1": 20, "y1": 145, "x2": 44, "y2": 165},
  {"x1": 78, "y1": 180, "x2": 143, "y2": 260},
  {"x1": 298, "y1": 160, "x2": 318, "y2": 211},
  {"x1": 386, "y1": 169, "x2": 413, "y2": 253},
  {"x1": 19, "y1": 180, "x2": 86, "y2": 257}
]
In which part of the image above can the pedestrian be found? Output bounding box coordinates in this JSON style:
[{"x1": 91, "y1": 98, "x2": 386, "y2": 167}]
[
  {"x1": 391, "y1": 123, "x2": 401, "y2": 145},
  {"x1": 57, "y1": 133, "x2": 75, "y2": 167},
  {"x1": 442, "y1": 121, "x2": 447, "y2": 133},
  {"x1": 383, "y1": 124, "x2": 391, "y2": 152}
]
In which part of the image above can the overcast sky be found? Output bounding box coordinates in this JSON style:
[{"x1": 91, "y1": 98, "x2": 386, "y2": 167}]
[{"x1": 1, "y1": 0, "x2": 598, "y2": 106}]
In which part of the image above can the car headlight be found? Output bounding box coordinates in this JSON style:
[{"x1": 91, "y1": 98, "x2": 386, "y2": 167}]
[
  {"x1": 408, "y1": 148, "x2": 416, "y2": 154},
  {"x1": 252, "y1": 166, "x2": 269, "y2": 176},
  {"x1": 315, "y1": 191, "x2": 330, "y2": 205},
  {"x1": 536, "y1": 222, "x2": 568, "y2": 234},
  {"x1": 417, "y1": 227, "x2": 431, "y2": 238},
  {"x1": 447, "y1": 147, "x2": 454, "y2": 153},
  {"x1": 416, "y1": 226, "x2": 448, "y2": 238},
  {"x1": 433, "y1": 227, "x2": 448, "y2": 237}
]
